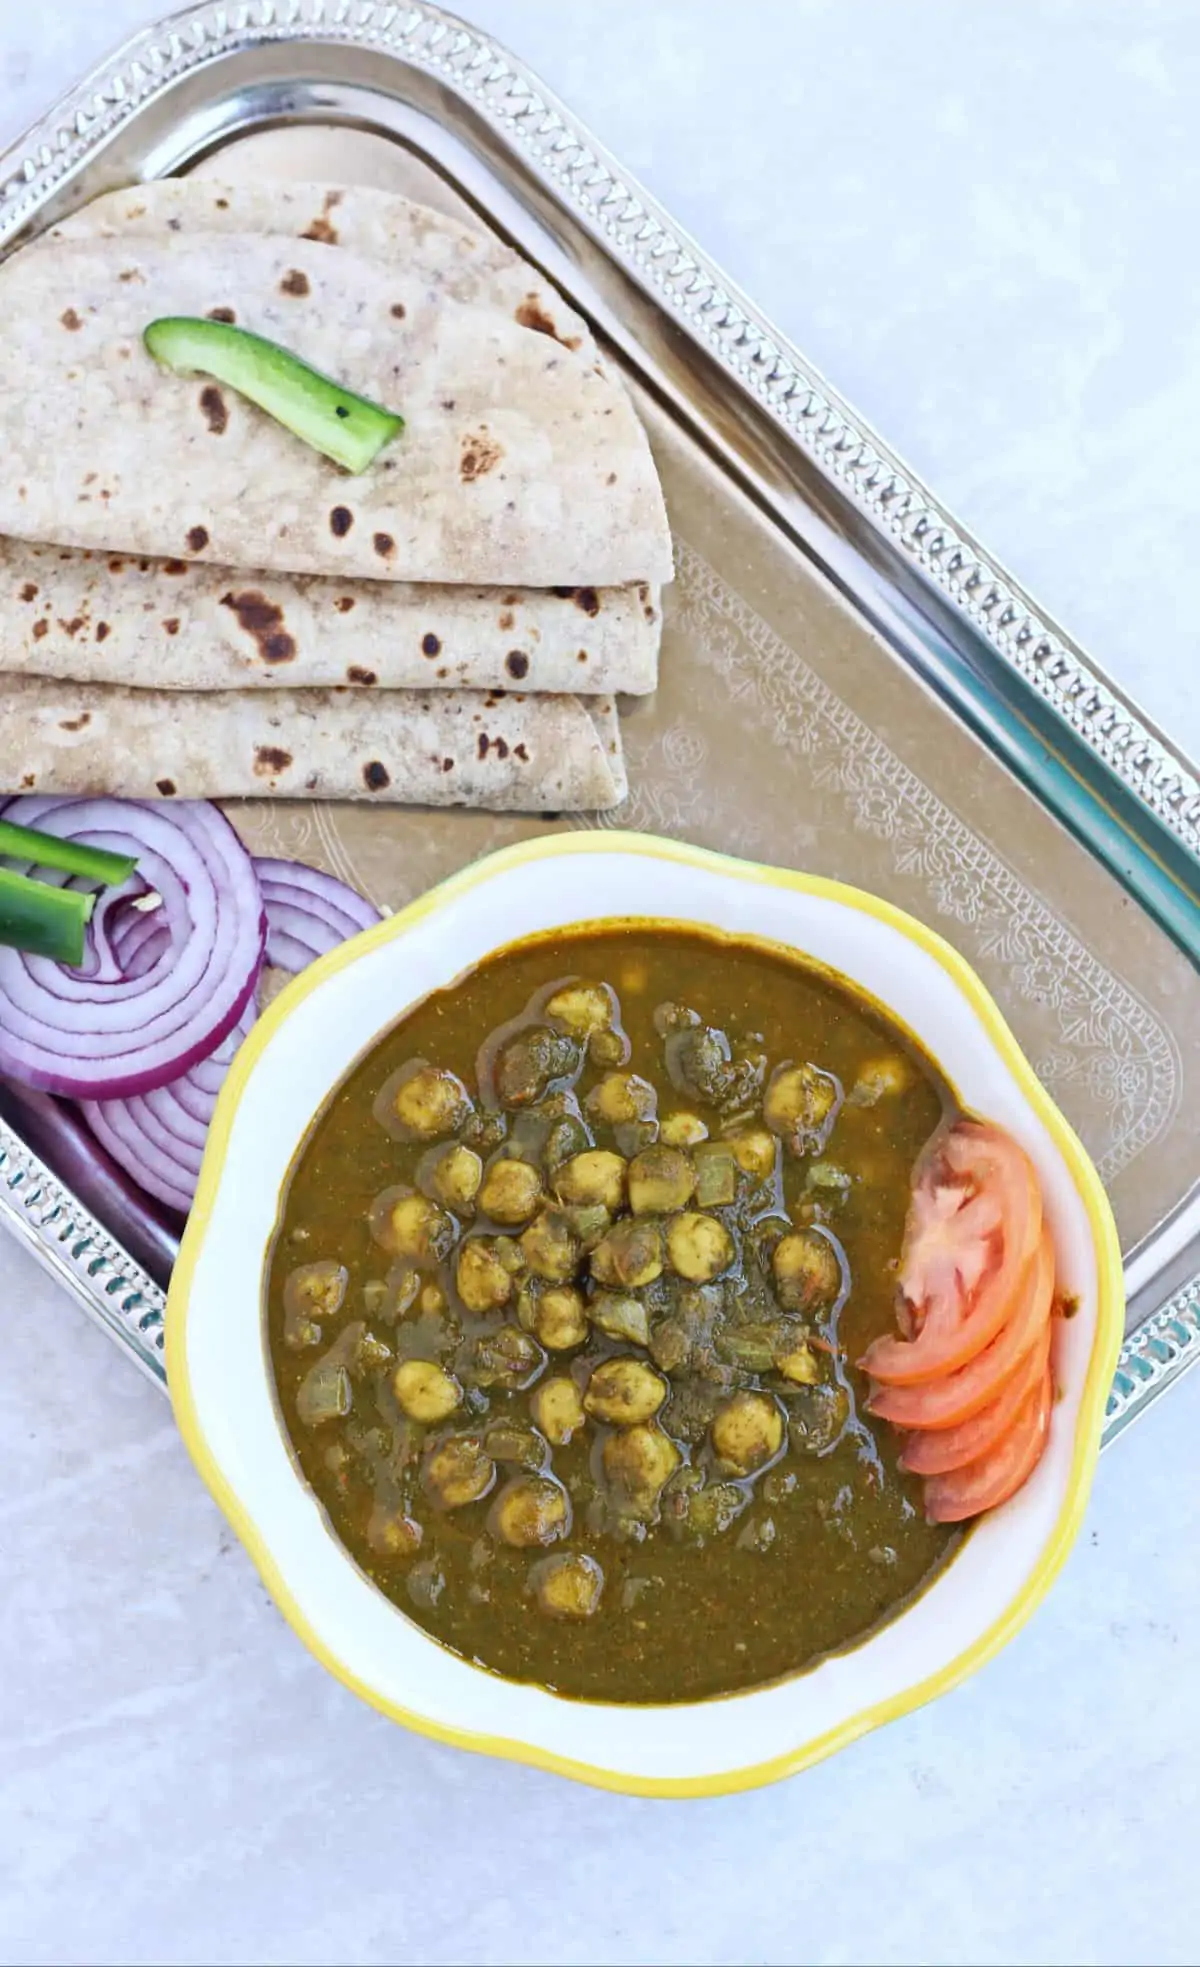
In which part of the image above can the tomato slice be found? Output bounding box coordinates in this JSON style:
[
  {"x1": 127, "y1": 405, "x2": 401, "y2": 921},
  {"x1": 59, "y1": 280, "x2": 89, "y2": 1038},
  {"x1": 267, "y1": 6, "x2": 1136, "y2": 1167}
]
[
  {"x1": 859, "y1": 1119, "x2": 1042, "y2": 1384},
  {"x1": 898, "y1": 1317, "x2": 1052, "y2": 1475},
  {"x1": 867, "y1": 1229, "x2": 1054, "y2": 1430},
  {"x1": 921, "y1": 1367, "x2": 1053, "y2": 1523}
]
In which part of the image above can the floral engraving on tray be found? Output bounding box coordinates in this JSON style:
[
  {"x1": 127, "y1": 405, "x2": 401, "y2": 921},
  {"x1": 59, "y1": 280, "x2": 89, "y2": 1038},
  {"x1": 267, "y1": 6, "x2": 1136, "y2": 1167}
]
[{"x1": 592, "y1": 542, "x2": 1180, "y2": 1185}]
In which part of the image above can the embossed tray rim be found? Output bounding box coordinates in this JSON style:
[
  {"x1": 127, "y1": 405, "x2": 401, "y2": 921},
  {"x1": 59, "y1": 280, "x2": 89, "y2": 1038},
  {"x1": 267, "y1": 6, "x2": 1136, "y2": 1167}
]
[{"x1": 0, "y1": 0, "x2": 1197, "y2": 1442}]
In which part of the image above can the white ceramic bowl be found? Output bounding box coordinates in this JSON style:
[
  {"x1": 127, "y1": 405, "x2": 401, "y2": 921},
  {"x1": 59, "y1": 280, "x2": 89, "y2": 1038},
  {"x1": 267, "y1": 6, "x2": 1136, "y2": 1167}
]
[{"x1": 168, "y1": 832, "x2": 1123, "y2": 1796}]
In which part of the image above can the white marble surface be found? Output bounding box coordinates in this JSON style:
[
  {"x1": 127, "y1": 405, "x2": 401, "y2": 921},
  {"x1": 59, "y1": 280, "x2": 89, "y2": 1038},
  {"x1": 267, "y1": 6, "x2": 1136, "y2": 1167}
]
[{"x1": 1, "y1": 2, "x2": 1199, "y2": 1963}]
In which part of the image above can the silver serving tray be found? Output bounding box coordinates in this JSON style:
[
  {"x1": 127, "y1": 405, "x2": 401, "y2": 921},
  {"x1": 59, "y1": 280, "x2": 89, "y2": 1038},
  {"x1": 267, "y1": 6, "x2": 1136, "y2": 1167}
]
[{"x1": 0, "y1": 0, "x2": 1197, "y2": 1440}]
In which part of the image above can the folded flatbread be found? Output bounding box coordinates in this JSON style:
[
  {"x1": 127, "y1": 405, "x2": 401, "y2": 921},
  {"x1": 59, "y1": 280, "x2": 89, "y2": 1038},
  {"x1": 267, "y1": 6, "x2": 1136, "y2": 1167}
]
[
  {"x1": 0, "y1": 232, "x2": 673, "y2": 586},
  {"x1": 0, "y1": 541, "x2": 660, "y2": 694},
  {"x1": 48, "y1": 178, "x2": 596, "y2": 360},
  {"x1": 2, "y1": 677, "x2": 627, "y2": 810}
]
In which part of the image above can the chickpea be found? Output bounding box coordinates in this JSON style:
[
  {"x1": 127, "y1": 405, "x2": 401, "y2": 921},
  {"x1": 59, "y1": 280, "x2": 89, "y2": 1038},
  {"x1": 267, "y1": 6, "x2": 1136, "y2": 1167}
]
[
  {"x1": 763, "y1": 1062, "x2": 842, "y2": 1155},
  {"x1": 586, "y1": 1071, "x2": 657, "y2": 1128},
  {"x1": 775, "y1": 1338, "x2": 820, "y2": 1385},
  {"x1": 530, "y1": 1551, "x2": 604, "y2": 1620},
  {"x1": 602, "y1": 1424, "x2": 680, "y2": 1513},
  {"x1": 365, "y1": 1505, "x2": 424, "y2": 1560},
  {"x1": 421, "y1": 1141, "x2": 483, "y2": 1213},
  {"x1": 772, "y1": 1229, "x2": 844, "y2": 1313},
  {"x1": 377, "y1": 1061, "x2": 473, "y2": 1141},
  {"x1": 532, "y1": 1284, "x2": 589, "y2": 1351},
  {"x1": 726, "y1": 1127, "x2": 777, "y2": 1180},
  {"x1": 489, "y1": 1474, "x2": 571, "y2": 1548},
  {"x1": 478, "y1": 1157, "x2": 544, "y2": 1227},
  {"x1": 519, "y1": 1210, "x2": 580, "y2": 1283},
  {"x1": 584, "y1": 1356, "x2": 667, "y2": 1426},
  {"x1": 665, "y1": 1211, "x2": 734, "y2": 1283},
  {"x1": 392, "y1": 1359, "x2": 462, "y2": 1423},
  {"x1": 530, "y1": 1374, "x2": 587, "y2": 1445},
  {"x1": 369, "y1": 1188, "x2": 456, "y2": 1266},
  {"x1": 554, "y1": 1148, "x2": 627, "y2": 1212},
  {"x1": 590, "y1": 1217, "x2": 665, "y2": 1289},
  {"x1": 545, "y1": 981, "x2": 615, "y2": 1037},
  {"x1": 659, "y1": 1111, "x2": 709, "y2": 1148},
  {"x1": 850, "y1": 1053, "x2": 914, "y2": 1105},
  {"x1": 493, "y1": 1026, "x2": 581, "y2": 1108},
  {"x1": 419, "y1": 1281, "x2": 448, "y2": 1317},
  {"x1": 627, "y1": 1145, "x2": 695, "y2": 1214},
  {"x1": 283, "y1": 1259, "x2": 348, "y2": 1322},
  {"x1": 456, "y1": 1238, "x2": 516, "y2": 1313},
  {"x1": 711, "y1": 1391, "x2": 784, "y2": 1474},
  {"x1": 421, "y1": 1433, "x2": 496, "y2": 1509},
  {"x1": 588, "y1": 1027, "x2": 631, "y2": 1069}
]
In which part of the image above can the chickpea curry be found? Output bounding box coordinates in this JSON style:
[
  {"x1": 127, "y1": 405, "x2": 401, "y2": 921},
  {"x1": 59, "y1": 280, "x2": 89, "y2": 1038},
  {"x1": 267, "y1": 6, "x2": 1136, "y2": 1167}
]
[{"x1": 266, "y1": 925, "x2": 965, "y2": 1703}]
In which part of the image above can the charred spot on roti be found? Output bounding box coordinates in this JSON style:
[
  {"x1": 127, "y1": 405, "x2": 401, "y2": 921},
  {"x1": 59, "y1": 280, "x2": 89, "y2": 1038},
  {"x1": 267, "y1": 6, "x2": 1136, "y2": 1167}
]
[
  {"x1": 422, "y1": 632, "x2": 441, "y2": 657},
  {"x1": 363, "y1": 760, "x2": 390, "y2": 792},
  {"x1": 347, "y1": 666, "x2": 377, "y2": 685},
  {"x1": 390, "y1": 303, "x2": 407, "y2": 319},
  {"x1": 441, "y1": 757, "x2": 455, "y2": 772},
  {"x1": 575, "y1": 587, "x2": 600, "y2": 616},
  {"x1": 58, "y1": 712, "x2": 91, "y2": 732},
  {"x1": 96, "y1": 622, "x2": 110, "y2": 642},
  {"x1": 254, "y1": 745, "x2": 293, "y2": 778},
  {"x1": 187, "y1": 526, "x2": 210, "y2": 553},
  {"x1": 214, "y1": 197, "x2": 229, "y2": 210},
  {"x1": 330, "y1": 506, "x2": 354, "y2": 537},
  {"x1": 460, "y1": 431, "x2": 502, "y2": 481},
  {"x1": 31, "y1": 620, "x2": 48, "y2": 641},
  {"x1": 207, "y1": 306, "x2": 236, "y2": 324},
  {"x1": 441, "y1": 398, "x2": 456, "y2": 412},
  {"x1": 607, "y1": 472, "x2": 618, "y2": 486},
  {"x1": 280, "y1": 268, "x2": 311, "y2": 297},
  {"x1": 514, "y1": 294, "x2": 583, "y2": 351},
  {"x1": 514, "y1": 743, "x2": 529, "y2": 762},
  {"x1": 58, "y1": 617, "x2": 86, "y2": 639},
  {"x1": 199, "y1": 385, "x2": 229, "y2": 434},
  {"x1": 477, "y1": 733, "x2": 510, "y2": 762},
  {"x1": 162, "y1": 559, "x2": 188, "y2": 575},
  {"x1": 20, "y1": 774, "x2": 35, "y2": 790},
  {"x1": 108, "y1": 557, "x2": 125, "y2": 573},
  {"x1": 156, "y1": 778, "x2": 176, "y2": 795},
  {"x1": 219, "y1": 589, "x2": 297, "y2": 666},
  {"x1": 498, "y1": 609, "x2": 515, "y2": 632},
  {"x1": 335, "y1": 596, "x2": 356, "y2": 613},
  {"x1": 301, "y1": 190, "x2": 342, "y2": 245},
  {"x1": 118, "y1": 268, "x2": 144, "y2": 284},
  {"x1": 505, "y1": 650, "x2": 530, "y2": 680},
  {"x1": 373, "y1": 532, "x2": 395, "y2": 560},
  {"x1": 577, "y1": 649, "x2": 588, "y2": 662},
  {"x1": 163, "y1": 619, "x2": 180, "y2": 636},
  {"x1": 60, "y1": 308, "x2": 82, "y2": 331},
  {"x1": 18, "y1": 583, "x2": 37, "y2": 603},
  {"x1": 167, "y1": 218, "x2": 182, "y2": 232}
]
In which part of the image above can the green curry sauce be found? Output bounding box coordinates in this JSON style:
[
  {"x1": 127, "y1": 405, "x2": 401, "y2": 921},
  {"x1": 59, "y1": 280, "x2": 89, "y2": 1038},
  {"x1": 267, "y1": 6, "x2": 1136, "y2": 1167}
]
[{"x1": 266, "y1": 925, "x2": 963, "y2": 1703}]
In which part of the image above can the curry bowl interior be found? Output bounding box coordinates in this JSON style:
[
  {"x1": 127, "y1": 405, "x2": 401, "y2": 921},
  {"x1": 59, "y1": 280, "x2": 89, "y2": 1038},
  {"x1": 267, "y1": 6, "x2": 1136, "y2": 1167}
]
[{"x1": 170, "y1": 834, "x2": 1121, "y2": 1793}]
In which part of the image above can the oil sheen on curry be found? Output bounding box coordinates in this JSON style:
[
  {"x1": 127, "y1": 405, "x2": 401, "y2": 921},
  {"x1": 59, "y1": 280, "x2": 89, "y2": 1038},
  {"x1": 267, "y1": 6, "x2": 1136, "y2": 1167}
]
[{"x1": 266, "y1": 925, "x2": 964, "y2": 1703}]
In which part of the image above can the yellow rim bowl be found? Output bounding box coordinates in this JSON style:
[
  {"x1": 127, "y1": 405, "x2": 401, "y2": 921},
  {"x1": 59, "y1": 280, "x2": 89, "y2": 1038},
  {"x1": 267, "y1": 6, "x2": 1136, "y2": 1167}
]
[{"x1": 167, "y1": 830, "x2": 1124, "y2": 1797}]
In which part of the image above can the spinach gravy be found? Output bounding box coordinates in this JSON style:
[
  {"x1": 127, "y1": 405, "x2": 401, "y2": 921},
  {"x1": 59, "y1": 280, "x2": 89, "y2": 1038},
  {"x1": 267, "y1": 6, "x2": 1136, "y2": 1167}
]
[{"x1": 266, "y1": 925, "x2": 963, "y2": 1702}]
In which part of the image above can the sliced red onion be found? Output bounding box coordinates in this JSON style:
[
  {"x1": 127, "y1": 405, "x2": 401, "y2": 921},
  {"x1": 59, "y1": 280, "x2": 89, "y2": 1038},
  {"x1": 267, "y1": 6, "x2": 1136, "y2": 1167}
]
[
  {"x1": 75, "y1": 857, "x2": 380, "y2": 1215},
  {"x1": 254, "y1": 857, "x2": 382, "y2": 966},
  {"x1": 0, "y1": 798, "x2": 265, "y2": 1098},
  {"x1": 82, "y1": 1006, "x2": 256, "y2": 1214}
]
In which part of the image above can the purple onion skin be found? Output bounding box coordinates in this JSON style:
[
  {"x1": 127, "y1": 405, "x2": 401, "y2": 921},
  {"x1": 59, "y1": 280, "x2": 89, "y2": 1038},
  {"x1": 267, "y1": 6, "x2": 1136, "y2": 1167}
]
[{"x1": 0, "y1": 1081, "x2": 181, "y2": 1288}]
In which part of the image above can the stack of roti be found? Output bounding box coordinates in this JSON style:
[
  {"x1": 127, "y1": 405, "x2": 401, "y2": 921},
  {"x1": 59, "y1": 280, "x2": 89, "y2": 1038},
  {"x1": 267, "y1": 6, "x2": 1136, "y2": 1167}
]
[{"x1": 0, "y1": 179, "x2": 673, "y2": 811}]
